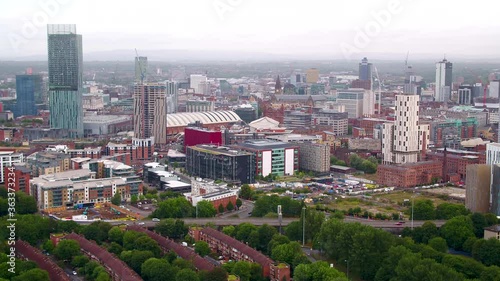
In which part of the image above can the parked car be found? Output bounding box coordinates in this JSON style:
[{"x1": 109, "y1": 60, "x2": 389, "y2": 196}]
[
  {"x1": 152, "y1": 218, "x2": 160, "y2": 222},
  {"x1": 72, "y1": 271, "x2": 77, "y2": 275},
  {"x1": 138, "y1": 222, "x2": 145, "y2": 225}
]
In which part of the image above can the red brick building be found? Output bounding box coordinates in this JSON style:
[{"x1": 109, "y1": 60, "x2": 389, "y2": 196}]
[
  {"x1": 127, "y1": 225, "x2": 215, "y2": 272},
  {"x1": 190, "y1": 227, "x2": 291, "y2": 281},
  {"x1": 63, "y1": 233, "x2": 142, "y2": 281},
  {"x1": 427, "y1": 149, "x2": 485, "y2": 180},
  {"x1": 16, "y1": 240, "x2": 70, "y2": 281},
  {"x1": 105, "y1": 137, "x2": 154, "y2": 165},
  {"x1": 377, "y1": 161, "x2": 443, "y2": 188},
  {"x1": 4, "y1": 164, "x2": 31, "y2": 194}
]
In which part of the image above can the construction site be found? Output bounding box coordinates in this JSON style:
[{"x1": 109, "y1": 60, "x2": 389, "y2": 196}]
[{"x1": 43, "y1": 203, "x2": 142, "y2": 222}]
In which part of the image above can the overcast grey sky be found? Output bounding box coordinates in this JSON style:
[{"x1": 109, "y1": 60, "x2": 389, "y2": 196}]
[{"x1": 1, "y1": 0, "x2": 500, "y2": 60}]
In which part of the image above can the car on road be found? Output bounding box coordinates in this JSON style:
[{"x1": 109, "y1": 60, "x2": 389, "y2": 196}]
[
  {"x1": 72, "y1": 271, "x2": 77, "y2": 275},
  {"x1": 394, "y1": 222, "x2": 403, "y2": 226},
  {"x1": 152, "y1": 218, "x2": 160, "y2": 222},
  {"x1": 138, "y1": 222, "x2": 145, "y2": 225}
]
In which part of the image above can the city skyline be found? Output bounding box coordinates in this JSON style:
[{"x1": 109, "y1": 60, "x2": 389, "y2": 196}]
[{"x1": 1, "y1": 0, "x2": 500, "y2": 61}]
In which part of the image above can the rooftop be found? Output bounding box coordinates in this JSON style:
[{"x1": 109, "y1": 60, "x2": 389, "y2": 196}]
[
  {"x1": 485, "y1": 225, "x2": 500, "y2": 232},
  {"x1": 167, "y1": 111, "x2": 241, "y2": 127},
  {"x1": 189, "y1": 145, "x2": 252, "y2": 156},
  {"x1": 83, "y1": 115, "x2": 131, "y2": 124},
  {"x1": 235, "y1": 139, "x2": 297, "y2": 150}
]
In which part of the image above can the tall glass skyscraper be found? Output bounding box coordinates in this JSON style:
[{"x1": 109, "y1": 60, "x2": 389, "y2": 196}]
[
  {"x1": 47, "y1": 24, "x2": 83, "y2": 138},
  {"x1": 15, "y1": 74, "x2": 42, "y2": 117}
]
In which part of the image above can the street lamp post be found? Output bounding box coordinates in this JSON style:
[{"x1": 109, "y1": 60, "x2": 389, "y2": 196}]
[
  {"x1": 411, "y1": 194, "x2": 416, "y2": 230},
  {"x1": 302, "y1": 206, "x2": 306, "y2": 246},
  {"x1": 345, "y1": 259, "x2": 349, "y2": 280},
  {"x1": 196, "y1": 203, "x2": 198, "y2": 219}
]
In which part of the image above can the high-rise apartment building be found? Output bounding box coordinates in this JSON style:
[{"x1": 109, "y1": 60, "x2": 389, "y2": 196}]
[
  {"x1": 435, "y1": 58, "x2": 453, "y2": 102},
  {"x1": 15, "y1": 74, "x2": 42, "y2": 117},
  {"x1": 382, "y1": 94, "x2": 430, "y2": 164},
  {"x1": 47, "y1": 24, "x2": 83, "y2": 138},
  {"x1": 165, "y1": 80, "x2": 178, "y2": 113},
  {"x1": 359, "y1": 57, "x2": 373, "y2": 81},
  {"x1": 135, "y1": 56, "x2": 148, "y2": 83},
  {"x1": 489, "y1": 80, "x2": 500, "y2": 99},
  {"x1": 133, "y1": 83, "x2": 167, "y2": 144}
]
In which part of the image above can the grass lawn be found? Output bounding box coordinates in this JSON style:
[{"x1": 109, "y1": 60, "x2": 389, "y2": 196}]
[{"x1": 373, "y1": 191, "x2": 449, "y2": 207}]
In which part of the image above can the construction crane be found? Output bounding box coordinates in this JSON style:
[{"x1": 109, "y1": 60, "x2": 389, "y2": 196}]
[
  {"x1": 135, "y1": 48, "x2": 146, "y2": 84},
  {"x1": 465, "y1": 67, "x2": 488, "y2": 108}
]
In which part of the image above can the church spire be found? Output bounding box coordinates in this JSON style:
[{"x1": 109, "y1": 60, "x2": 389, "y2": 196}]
[{"x1": 275, "y1": 75, "x2": 282, "y2": 94}]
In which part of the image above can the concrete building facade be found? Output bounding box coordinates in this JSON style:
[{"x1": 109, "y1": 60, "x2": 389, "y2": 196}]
[
  {"x1": 465, "y1": 164, "x2": 491, "y2": 213},
  {"x1": 295, "y1": 142, "x2": 330, "y2": 173},
  {"x1": 382, "y1": 95, "x2": 430, "y2": 164}
]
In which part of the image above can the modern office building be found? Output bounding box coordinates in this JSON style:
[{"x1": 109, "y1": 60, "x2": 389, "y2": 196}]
[
  {"x1": 486, "y1": 143, "x2": 500, "y2": 165},
  {"x1": 15, "y1": 74, "x2": 42, "y2": 117},
  {"x1": 133, "y1": 83, "x2": 167, "y2": 144},
  {"x1": 359, "y1": 57, "x2": 373, "y2": 81},
  {"x1": 135, "y1": 56, "x2": 148, "y2": 83},
  {"x1": 458, "y1": 85, "x2": 474, "y2": 105},
  {"x1": 186, "y1": 99, "x2": 215, "y2": 112},
  {"x1": 184, "y1": 127, "x2": 222, "y2": 150},
  {"x1": 313, "y1": 110, "x2": 349, "y2": 135},
  {"x1": 190, "y1": 74, "x2": 208, "y2": 93},
  {"x1": 306, "y1": 68, "x2": 319, "y2": 84},
  {"x1": 336, "y1": 89, "x2": 374, "y2": 118},
  {"x1": 47, "y1": 24, "x2": 84, "y2": 138},
  {"x1": 435, "y1": 58, "x2": 453, "y2": 102},
  {"x1": 0, "y1": 151, "x2": 24, "y2": 183},
  {"x1": 233, "y1": 139, "x2": 299, "y2": 178},
  {"x1": 465, "y1": 164, "x2": 491, "y2": 213},
  {"x1": 382, "y1": 95, "x2": 430, "y2": 164},
  {"x1": 234, "y1": 104, "x2": 257, "y2": 124},
  {"x1": 186, "y1": 145, "x2": 255, "y2": 184},
  {"x1": 490, "y1": 80, "x2": 500, "y2": 99},
  {"x1": 283, "y1": 110, "x2": 312, "y2": 129}
]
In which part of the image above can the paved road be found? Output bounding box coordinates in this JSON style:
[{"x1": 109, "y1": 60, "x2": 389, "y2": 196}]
[
  {"x1": 219, "y1": 200, "x2": 254, "y2": 219},
  {"x1": 86, "y1": 217, "x2": 446, "y2": 229}
]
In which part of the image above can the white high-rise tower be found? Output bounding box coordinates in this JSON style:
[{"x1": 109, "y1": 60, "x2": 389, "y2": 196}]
[
  {"x1": 435, "y1": 58, "x2": 453, "y2": 102},
  {"x1": 382, "y1": 94, "x2": 430, "y2": 164}
]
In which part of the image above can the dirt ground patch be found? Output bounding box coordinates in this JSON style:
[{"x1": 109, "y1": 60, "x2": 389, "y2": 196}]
[{"x1": 52, "y1": 205, "x2": 136, "y2": 221}]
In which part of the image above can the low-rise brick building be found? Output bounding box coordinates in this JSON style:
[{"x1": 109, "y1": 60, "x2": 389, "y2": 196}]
[
  {"x1": 190, "y1": 227, "x2": 290, "y2": 281},
  {"x1": 377, "y1": 160, "x2": 443, "y2": 188}
]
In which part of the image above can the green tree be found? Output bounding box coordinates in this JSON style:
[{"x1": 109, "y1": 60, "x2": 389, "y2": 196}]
[
  {"x1": 428, "y1": 237, "x2": 448, "y2": 253},
  {"x1": 194, "y1": 241, "x2": 211, "y2": 257},
  {"x1": 271, "y1": 242, "x2": 302, "y2": 267},
  {"x1": 222, "y1": 225, "x2": 236, "y2": 237},
  {"x1": 123, "y1": 231, "x2": 146, "y2": 250},
  {"x1": 284, "y1": 221, "x2": 302, "y2": 242},
  {"x1": 196, "y1": 200, "x2": 217, "y2": 218},
  {"x1": 108, "y1": 242, "x2": 123, "y2": 255},
  {"x1": 235, "y1": 223, "x2": 258, "y2": 242},
  {"x1": 121, "y1": 250, "x2": 154, "y2": 273},
  {"x1": 240, "y1": 184, "x2": 253, "y2": 200},
  {"x1": 175, "y1": 268, "x2": 199, "y2": 281},
  {"x1": 441, "y1": 254, "x2": 485, "y2": 280},
  {"x1": 481, "y1": 265, "x2": 500, "y2": 281},
  {"x1": 131, "y1": 195, "x2": 138, "y2": 205},
  {"x1": 11, "y1": 268, "x2": 49, "y2": 281},
  {"x1": 71, "y1": 255, "x2": 90, "y2": 268},
  {"x1": 470, "y1": 212, "x2": 489, "y2": 238},
  {"x1": 411, "y1": 199, "x2": 435, "y2": 220},
  {"x1": 226, "y1": 201, "x2": 234, "y2": 211},
  {"x1": 294, "y1": 261, "x2": 347, "y2": 281},
  {"x1": 111, "y1": 192, "x2": 122, "y2": 205},
  {"x1": 411, "y1": 221, "x2": 439, "y2": 244},
  {"x1": 108, "y1": 226, "x2": 124, "y2": 244},
  {"x1": 232, "y1": 262, "x2": 252, "y2": 281},
  {"x1": 153, "y1": 197, "x2": 194, "y2": 218},
  {"x1": 42, "y1": 239, "x2": 54, "y2": 253},
  {"x1": 472, "y1": 238, "x2": 500, "y2": 266},
  {"x1": 155, "y1": 219, "x2": 188, "y2": 239},
  {"x1": 236, "y1": 198, "x2": 243, "y2": 209},
  {"x1": 82, "y1": 221, "x2": 112, "y2": 244},
  {"x1": 258, "y1": 224, "x2": 277, "y2": 252},
  {"x1": 15, "y1": 192, "x2": 38, "y2": 214},
  {"x1": 435, "y1": 203, "x2": 469, "y2": 219},
  {"x1": 440, "y1": 215, "x2": 475, "y2": 250},
  {"x1": 134, "y1": 236, "x2": 162, "y2": 257},
  {"x1": 54, "y1": 239, "x2": 80, "y2": 261},
  {"x1": 202, "y1": 268, "x2": 228, "y2": 281},
  {"x1": 140, "y1": 258, "x2": 174, "y2": 281}
]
